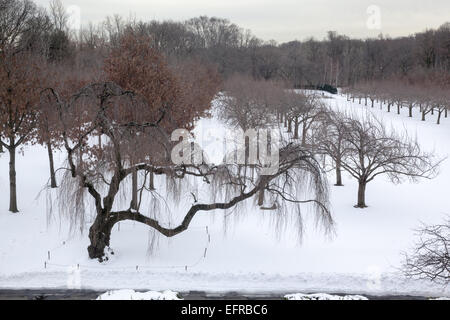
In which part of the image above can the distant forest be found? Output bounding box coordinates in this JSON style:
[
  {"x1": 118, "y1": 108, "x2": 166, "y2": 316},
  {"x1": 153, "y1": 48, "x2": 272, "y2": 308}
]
[{"x1": 2, "y1": 0, "x2": 449, "y2": 88}]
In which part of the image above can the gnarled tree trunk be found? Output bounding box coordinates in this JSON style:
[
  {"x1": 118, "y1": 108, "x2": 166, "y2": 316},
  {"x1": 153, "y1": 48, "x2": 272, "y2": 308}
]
[{"x1": 87, "y1": 212, "x2": 116, "y2": 261}]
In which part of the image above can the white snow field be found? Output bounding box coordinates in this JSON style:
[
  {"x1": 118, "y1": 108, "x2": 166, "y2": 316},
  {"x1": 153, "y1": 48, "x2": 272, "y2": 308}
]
[{"x1": 0, "y1": 92, "x2": 449, "y2": 298}]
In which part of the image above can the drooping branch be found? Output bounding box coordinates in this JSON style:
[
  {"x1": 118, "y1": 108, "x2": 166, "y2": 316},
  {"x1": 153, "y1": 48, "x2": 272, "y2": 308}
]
[{"x1": 109, "y1": 178, "x2": 264, "y2": 237}]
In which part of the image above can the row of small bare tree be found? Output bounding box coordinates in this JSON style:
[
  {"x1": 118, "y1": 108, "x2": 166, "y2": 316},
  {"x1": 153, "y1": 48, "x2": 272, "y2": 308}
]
[
  {"x1": 344, "y1": 75, "x2": 450, "y2": 125},
  {"x1": 219, "y1": 78, "x2": 442, "y2": 209}
]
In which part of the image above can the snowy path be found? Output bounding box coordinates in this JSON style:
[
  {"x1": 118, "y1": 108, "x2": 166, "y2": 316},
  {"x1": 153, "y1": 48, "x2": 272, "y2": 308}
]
[
  {"x1": 0, "y1": 269, "x2": 447, "y2": 297},
  {"x1": 0, "y1": 289, "x2": 433, "y2": 300}
]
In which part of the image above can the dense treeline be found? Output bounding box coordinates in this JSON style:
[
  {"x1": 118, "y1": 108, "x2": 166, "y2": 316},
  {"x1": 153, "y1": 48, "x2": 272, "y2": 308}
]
[
  {"x1": 76, "y1": 17, "x2": 450, "y2": 88},
  {"x1": 2, "y1": 0, "x2": 449, "y2": 88}
]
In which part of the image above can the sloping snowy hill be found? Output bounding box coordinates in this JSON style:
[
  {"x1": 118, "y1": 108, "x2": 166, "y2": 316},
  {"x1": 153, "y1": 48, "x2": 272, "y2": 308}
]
[{"x1": 0, "y1": 92, "x2": 448, "y2": 297}]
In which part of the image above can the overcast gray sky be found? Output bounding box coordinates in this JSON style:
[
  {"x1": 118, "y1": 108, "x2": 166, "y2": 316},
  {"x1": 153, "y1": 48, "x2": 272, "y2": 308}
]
[{"x1": 35, "y1": 0, "x2": 450, "y2": 42}]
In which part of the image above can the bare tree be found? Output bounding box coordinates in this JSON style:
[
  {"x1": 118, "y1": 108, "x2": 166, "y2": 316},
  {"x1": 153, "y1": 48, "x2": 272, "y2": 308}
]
[
  {"x1": 315, "y1": 110, "x2": 349, "y2": 186},
  {"x1": 37, "y1": 64, "x2": 89, "y2": 188},
  {"x1": 219, "y1": 76, "x2": 284, "y2": 207},
  {"x1": 219, "y1": 75, "x2": 277, "y2": 131},
  {"x1": 286, "y1": 92, "x2": 324, "y2": 146},
  {"x1": 402, "y1": 217, "x2": 449, "y2": 285},
  {"x1": 283, "y1": 91, "x2": 307, "y2": 140},
  {"x1": 0, "y1": 0, "x2": 50, "y2": 54},
  {"x1": 340, "y1": 114, "x2": 441, "y2": 208},
  {"x1": 49, "y1": 0, "x2": 68, "y2": 32},
  {"x1": 430, "y1": 86, "x2": 450, "y2": 125}
]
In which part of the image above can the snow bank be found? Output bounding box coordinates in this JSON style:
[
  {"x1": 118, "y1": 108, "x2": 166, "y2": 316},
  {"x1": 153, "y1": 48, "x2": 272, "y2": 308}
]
[
  {"x1": 285, "y1": 293, "x2": 368, "y2": 300},
  {"x1": 97, "y1": 289, "x2": 182, "y2": 300}
]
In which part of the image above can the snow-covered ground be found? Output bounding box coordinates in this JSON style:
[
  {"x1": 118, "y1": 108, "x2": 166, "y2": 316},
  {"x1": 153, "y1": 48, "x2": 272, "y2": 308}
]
[
  {"x1": 97, "y1": 289, "x2": 181, "y2": 300},
  {"x1": 0, "y1": 93, "x2": 449, "y2": 297},
  {"x1": 284, "y1": 293, "x2": 368, "y2": 300}
]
